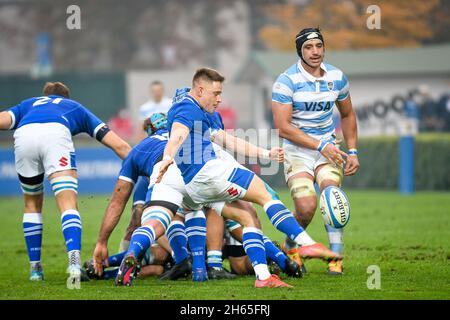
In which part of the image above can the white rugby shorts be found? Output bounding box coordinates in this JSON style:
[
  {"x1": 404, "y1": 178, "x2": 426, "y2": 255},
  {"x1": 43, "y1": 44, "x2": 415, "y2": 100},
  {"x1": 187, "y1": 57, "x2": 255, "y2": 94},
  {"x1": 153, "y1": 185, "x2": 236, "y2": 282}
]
[
  {"x1": 283, "y1": 142, "x2": 330, "y2": 180},
  {"x1": 147, "y1": 161, "x2": 225, "y2": 214},
  {"x1": 13, "y1": 123, "x2": 76, "y2": 178},
  {"x1": 185, "y1": 158, "x2": 255, "y2": 205}
]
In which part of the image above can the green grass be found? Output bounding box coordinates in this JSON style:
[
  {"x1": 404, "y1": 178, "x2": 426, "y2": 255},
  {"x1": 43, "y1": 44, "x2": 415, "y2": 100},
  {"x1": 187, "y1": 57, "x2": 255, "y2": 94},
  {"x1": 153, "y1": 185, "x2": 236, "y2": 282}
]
[{"x1": 0, "y1": 190, "x2": 449, "y2": 300}]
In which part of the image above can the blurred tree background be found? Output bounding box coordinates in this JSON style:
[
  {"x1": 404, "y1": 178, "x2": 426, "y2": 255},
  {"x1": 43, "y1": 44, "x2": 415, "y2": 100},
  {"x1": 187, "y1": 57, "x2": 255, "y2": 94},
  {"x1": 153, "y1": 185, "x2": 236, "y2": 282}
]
[{"x1": 256, "y1": 0, "x2": 449, "y2": 50}]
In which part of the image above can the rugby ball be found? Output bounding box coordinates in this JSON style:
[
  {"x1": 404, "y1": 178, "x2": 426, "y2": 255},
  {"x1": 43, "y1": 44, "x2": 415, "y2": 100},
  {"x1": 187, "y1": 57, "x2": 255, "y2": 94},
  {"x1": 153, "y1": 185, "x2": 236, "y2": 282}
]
[{"x1": 319, "y1": 186, "x2": 350, "y2": 228}]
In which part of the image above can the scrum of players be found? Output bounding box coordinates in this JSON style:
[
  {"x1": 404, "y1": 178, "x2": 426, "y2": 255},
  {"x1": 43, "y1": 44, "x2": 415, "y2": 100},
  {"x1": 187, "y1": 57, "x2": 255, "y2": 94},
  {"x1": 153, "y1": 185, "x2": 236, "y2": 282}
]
[{"x1": 0, "y1": 28, "x2": 358, "y2": 289}]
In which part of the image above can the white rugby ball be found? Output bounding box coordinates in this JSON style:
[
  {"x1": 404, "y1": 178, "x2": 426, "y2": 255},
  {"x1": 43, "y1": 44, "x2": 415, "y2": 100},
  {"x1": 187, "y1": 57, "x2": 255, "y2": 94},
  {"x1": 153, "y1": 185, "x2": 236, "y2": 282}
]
[{"x1": 320, "y1": 186, "x2": 350, "y2": 228}]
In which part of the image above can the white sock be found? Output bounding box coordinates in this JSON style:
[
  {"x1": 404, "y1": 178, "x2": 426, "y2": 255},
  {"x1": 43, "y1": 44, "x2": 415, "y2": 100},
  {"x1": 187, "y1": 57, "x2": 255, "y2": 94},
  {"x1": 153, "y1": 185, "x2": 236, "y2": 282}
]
[
  {"x1": 254, "y1": 264, "x2": 271, "y2": 280},
  {"x1": 294, "y1": 231, "x2": 316, "y2": 246},
  {"x1": 68, "y1": 250, "x2": 81, "y2": 267}
]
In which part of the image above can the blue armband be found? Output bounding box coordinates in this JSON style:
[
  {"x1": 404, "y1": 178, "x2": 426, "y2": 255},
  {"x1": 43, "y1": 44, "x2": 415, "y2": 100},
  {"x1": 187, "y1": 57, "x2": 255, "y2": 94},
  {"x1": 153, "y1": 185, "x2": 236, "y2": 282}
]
[
  {"x1": 348, "y1": 148, "x2": 358, "y2": 155},
  {"x1": 317, "y1": 139, "x2": 330, "y2": 153}
]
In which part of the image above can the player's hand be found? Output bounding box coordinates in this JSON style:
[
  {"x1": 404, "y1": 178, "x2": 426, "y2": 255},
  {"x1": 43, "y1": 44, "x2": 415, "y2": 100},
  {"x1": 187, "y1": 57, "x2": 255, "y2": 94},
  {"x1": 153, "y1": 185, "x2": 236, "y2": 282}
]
[
  {"x1": 93, "y1": 242, "x2": 108, "y2": 276},
  {"x1": 344, "y1": 154, "x2": 359, "y2": 176},
  {"x1": 156, "y1": 158, "x2": 173, "y2": 183},
  {"x1": 269, "y1": 147, "x2": 284, "y2": 162},
  {"x1": 321, "y1": 144, "x2": 347, "y2": 168}
]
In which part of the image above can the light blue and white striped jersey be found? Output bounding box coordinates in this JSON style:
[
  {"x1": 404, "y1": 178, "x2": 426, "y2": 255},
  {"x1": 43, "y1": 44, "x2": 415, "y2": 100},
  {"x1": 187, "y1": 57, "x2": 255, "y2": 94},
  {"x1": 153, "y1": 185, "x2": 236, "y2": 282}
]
[{"x1": 272, "y1": 61, "x2": 349, "y2": 140}]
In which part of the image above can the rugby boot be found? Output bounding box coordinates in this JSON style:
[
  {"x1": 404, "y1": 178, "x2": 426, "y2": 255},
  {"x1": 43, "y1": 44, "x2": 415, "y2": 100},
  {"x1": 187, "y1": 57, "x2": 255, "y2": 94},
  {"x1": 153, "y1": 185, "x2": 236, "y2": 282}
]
[
  {"x1": 281, "y1": 240, "x2": 307, "y2": 274},
  {"x1": 115, "y1": 254, "x2": 139, "y2": 286},
  {"x1": 327, "y1": 259, "x2": 344, "y2": 275},
  {"x1": 29, "y1": 263, "x2": 43, "y2": 281},
  {"x1": 298, "y1": 243, "x2": 343, "y2": 262},
  {"x1": 255, "y1": 274, "x2": 293, "y2": 288},
  {"x1": 283, "y1": 257, "x2": 303, "y2": 278},
  {"x1": 207, "y1": 267, "x2": 237, "y2": 280},
  {"x1": 159, "y1": 257, "x2": 192, "y2": 280}
]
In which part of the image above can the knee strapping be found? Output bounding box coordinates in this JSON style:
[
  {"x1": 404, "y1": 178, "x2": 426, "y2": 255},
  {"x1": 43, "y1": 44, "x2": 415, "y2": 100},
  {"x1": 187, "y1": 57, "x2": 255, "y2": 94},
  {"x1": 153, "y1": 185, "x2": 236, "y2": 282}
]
[
  {"x1": 289, "y1": 178, "x2": 316, "y2": 199},
  {"x1": 20, "y1": 181, "x2": 44, "y2": 195},
  {"x1": 50, "y1": 176, "x2": 78, "y2": 195},
  {"x1": 19, "y1": 173, "x2": 44, "y2": 195},
  {"x1": 225, "y1": 219, "x2": 241, "y2": 232},
  {"x1": 316, "y1": 165, "x2": 343, "y2": 187},
  {"x1": 141, "y1": 207, "x2": 172, "y2": 231}
]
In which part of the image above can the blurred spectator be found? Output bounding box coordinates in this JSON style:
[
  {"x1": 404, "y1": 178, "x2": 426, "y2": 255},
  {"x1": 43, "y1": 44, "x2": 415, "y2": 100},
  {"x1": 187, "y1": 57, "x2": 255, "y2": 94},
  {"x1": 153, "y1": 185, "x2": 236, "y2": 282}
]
[
  {"x1": 138, "y1": 81, "x2": 172, "y2": 120},
  {"x1": 137, "y1": 81, "x2": 172, "y2": 141},
  {"x1": 404, "y1": 93, "x2": 420, "y2": 134},
  {"x1": 438, "y1": 91, "x2": 450, "y2": 132},
  {"x1": 414, "y1": 85, "x2": 443, "y2": 132},
  {"x1": 107, "y1": 109, "x2": 134, "y2": 142}
]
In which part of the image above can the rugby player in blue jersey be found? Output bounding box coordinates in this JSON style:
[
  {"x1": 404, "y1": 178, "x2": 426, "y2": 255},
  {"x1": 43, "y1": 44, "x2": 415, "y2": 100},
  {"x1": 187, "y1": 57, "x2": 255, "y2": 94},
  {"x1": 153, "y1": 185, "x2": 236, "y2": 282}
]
[
  {"x1": 171, "y1": 87, "x2": 302, "y2": 279},
  {"x1": 271, "y1": 28, "x2": 360, "y2": 275},
  {"x1": 157, "y1": 68, "x2": 341, "y2": 288},
  {"x1": 0, "y1": 82, "x2": 131, "y2": 285}
]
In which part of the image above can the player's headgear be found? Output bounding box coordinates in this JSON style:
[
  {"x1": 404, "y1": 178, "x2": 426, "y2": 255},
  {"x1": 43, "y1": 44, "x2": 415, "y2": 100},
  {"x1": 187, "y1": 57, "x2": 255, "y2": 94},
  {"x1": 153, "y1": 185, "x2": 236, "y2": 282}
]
[
  {"x1": 295, "y1": 27, "x2": 324, "y2": 65},
  {"x1": 143, "y1": 112, "x2": 168, "y2": 136}
]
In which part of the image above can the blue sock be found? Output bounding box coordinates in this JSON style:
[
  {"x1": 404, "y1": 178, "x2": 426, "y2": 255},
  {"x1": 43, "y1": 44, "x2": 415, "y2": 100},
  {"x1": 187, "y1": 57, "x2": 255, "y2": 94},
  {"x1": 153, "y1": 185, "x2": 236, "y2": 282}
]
[
  {"x1": 103, "y1": 268, "x2": 119, "y2": 280},
  {"x1": 108, "y1": 251, "x2": 127, "y2": 267},
  {"x1": 242, "y1": 227, "x2": 271, "y2": 280},
  {"x1": 262, "y1": 235, "x2": 286, "y2": 270},
  {"x1": 23, "y1": 213, "x2": 43, "y2": 265},
  {"x1": 127, "y1": 226, "x2": 155, "y2": 259},
  {"x1": 263, "y1": 200, "x2": 304, "y2": 241},
  {"x1": 185, "y1": 210, "x2": 206, "y2": 270},
  {"x1": 325, "y1": 224, "x2": 344, "y2": 254},
  {"x1": 166, "y1": 220, "x2": 189, "y2": 264},
  {"x1": 207, "y1": 250, "x2": 223, "y2": 269},
  {"x1": 61, "y1": 209, "x2": 82, "y2": 266}
]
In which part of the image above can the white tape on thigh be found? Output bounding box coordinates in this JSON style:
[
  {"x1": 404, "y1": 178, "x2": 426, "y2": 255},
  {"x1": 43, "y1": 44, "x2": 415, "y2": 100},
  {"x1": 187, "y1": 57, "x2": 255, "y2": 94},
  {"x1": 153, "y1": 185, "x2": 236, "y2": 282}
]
[
  {"x1": 20, "y1": 182, "x2": 44, "y2": 195},
  {"x1": 141, "y1": 207, "x2": 172, "y2": 231},
  {"x1": 288, "y1": 178, "x2": 316, "y2": 199},
  {"x1": 316, "y1": 164, "x2": 343, "y2": 187},
  {"x1": 50, "y1": 176, "x2": 78, "y2": 195}
]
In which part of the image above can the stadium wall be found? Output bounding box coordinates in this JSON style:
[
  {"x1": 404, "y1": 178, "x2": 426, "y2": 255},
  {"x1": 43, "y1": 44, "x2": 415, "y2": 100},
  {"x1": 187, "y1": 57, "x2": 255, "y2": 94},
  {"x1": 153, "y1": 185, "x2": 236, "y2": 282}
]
[
  {"x1": 0, "y1": 72, "x2": 126, "y2": 123},
  {"x1": 0, "y1": 147, "x2": 121, "y2": 196}
]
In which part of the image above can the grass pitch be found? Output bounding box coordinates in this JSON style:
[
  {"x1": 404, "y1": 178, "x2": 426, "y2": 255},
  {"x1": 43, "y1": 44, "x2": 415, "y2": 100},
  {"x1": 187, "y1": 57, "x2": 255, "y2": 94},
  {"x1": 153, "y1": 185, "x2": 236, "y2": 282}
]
[{"x1": 0, "y1": 190, "x2": 448, "y2": 300}]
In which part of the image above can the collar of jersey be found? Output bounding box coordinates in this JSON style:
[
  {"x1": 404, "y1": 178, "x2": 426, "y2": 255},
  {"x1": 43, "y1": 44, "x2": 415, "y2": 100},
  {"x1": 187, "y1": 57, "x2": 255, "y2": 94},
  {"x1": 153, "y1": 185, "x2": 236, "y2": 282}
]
[
  {"x1": 297, "y1": 60, "x2": 328, "y2": 82},
  {"x1": 184, "y1": 95, "x2": 204, "y2": 112}
]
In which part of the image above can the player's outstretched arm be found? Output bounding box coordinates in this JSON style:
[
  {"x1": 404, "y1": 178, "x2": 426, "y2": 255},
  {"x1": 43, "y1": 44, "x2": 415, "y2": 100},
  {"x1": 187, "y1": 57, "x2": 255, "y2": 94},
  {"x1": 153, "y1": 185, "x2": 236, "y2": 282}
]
[
  {"x1": 0, "y1": 111, "x2": 12, "y2": 130},
  {"x1": 93, "y1": 179, "x2": 133, "y2": 275},
  {"x1": 336, "y1": 95, "x2": 360, "y2": 176},
  {"x1": 213, "y1": 129, "x2": 284, "y2": 162},
  {"x1": 156, "y1": 122, "x2": 190, "y2": 183},
  {"x1": 100, "y1": 130, "x2": 132, "y2": 160}
]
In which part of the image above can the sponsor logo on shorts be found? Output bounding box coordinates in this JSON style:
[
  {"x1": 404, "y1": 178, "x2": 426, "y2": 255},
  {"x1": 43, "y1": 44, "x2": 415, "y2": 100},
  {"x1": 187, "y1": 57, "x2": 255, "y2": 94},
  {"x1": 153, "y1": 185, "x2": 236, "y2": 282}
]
[
  {"x1": 227, "y1": 187, "x2": 239, "y2": 197},
  {"x1": 59, "y1": 156, "x2": 69, "y2": 167}
]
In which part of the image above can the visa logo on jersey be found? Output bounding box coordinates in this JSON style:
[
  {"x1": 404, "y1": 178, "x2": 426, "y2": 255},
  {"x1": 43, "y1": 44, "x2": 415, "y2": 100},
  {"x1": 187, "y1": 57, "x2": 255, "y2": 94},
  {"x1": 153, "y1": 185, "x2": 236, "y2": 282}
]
[{"x1": 304, "y1": 101, "x2": 334, "y2": 112}]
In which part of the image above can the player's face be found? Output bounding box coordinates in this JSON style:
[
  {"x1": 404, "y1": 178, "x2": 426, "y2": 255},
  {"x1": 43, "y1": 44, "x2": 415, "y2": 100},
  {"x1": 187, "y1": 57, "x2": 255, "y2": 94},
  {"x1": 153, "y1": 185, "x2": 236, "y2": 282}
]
[
  {"x1": 199, "y1": 81, "x2": 223, "y2": 113},
  {"x1": 302, "y1": 39, "x2": 324, "y2": 68},
  {"x1": 151, "y1": 84, "x2": 164, "y2": 102}
]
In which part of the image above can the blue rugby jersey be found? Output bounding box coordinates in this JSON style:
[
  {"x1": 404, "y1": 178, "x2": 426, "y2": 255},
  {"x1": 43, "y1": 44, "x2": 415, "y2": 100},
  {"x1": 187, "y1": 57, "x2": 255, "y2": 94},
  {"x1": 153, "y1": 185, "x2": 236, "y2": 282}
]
[
  {"x1": 118, "y1": 129, "x2": 168, "y2": 184},
  {"x1": 6, "y1": 95, "x2": 105, "y2": 138},
  {"x1": 167, "y1": 95, "x2": 216, "y2": 184},
  {"x1": 272, "y1": 62, "x2": 349, "y2": 142}
]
